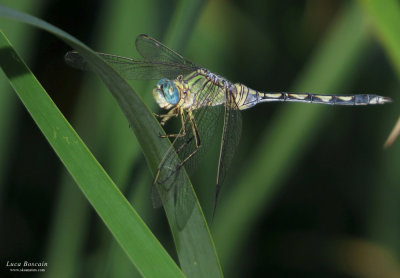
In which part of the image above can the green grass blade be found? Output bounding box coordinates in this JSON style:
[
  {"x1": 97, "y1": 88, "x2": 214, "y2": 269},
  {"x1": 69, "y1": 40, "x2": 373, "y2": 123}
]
[
  {"x1": 0, "y1": 28, "x2": 183, "y2": 278},
  {"x1": 78, "y1": 1, "x2": 159, "y2": 278},
  {"x1": 0, "y1": 5, "x2": 222, "y2": 278},
  {"x1": 164, "y1": 0, "x2": 204, "y2": 51},
  {"x1": 0, "y1": 0, "x2": 40, "y2": 214},
  {"x1": 357, "y1": 0, "x2": 400, "y2": 77},
  {"x1": 44, "y1": 1, "x2": 159, "y2": 276}
]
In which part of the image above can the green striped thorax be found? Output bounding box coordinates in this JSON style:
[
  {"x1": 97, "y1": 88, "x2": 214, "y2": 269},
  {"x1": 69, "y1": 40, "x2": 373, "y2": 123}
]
[
  {"x1": 153, "y1": 75, "x2": 198, "y2": 111},
  {"x1": 153, "y1": 71, "x2": 229, "y2": 112},
  {"x1": 153, "y1": 73, "x2": 206, "y2": 111}
]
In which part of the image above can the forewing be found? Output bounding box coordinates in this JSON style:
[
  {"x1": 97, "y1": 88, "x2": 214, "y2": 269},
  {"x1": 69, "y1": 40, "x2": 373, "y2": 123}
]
[
  {"x1": 135, "y1": 34, "x2": 197, "y2": 67},
  {"x1": 65, "y1": 51, "x2": 196, "y2": 80}
]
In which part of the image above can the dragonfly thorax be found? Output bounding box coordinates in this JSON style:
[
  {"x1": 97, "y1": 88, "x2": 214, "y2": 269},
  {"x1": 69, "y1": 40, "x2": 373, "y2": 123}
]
[{"x1": 153, "y1": 76, "x2": 195, "y2": 111}]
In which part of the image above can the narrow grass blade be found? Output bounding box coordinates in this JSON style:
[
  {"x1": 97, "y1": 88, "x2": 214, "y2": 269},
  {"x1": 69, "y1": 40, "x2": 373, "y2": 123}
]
[
  {"x1": 358, "y1": 0, "x2": 400, "y2": 77},
  {"x1": 0, "y1": 28, "x2": 183, "y2": 278},
  {"x1": 163, "y1": 0, "x2": 204, "y2": 52},
  {"x1": 0, "y1": 4, "x2": 222, "y2": 278},
  {"x1": 0, "y1": 0, "x2": 40, "y2": 214},
  {"x1": 44, "y1": 1, "x2": 159, "y2": 276}
]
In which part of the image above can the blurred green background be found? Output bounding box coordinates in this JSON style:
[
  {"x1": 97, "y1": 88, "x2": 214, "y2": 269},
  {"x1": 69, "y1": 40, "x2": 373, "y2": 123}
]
[{"x1": 1, "y1": 0, "x2": 399, "y2": 277}]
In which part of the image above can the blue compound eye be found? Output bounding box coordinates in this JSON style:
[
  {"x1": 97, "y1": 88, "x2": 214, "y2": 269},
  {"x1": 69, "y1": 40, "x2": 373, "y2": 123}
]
[{"x1": 157, "y1": 78, "x2": 180, "y2": 105}]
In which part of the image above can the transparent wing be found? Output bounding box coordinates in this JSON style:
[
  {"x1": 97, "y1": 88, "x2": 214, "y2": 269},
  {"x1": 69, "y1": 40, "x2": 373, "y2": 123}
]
[
  {"x1": 64, "y1": 51, "x2": 197, "y2": 80},
  {"x1": 65, "y1": 35, "x2": 200, "y2": 80},
  {"x1": 152, "y1": 80, "x2": 225, "y2": 228},
  {"x1": 213, "y1": 90, "x2": 242, "y2": 218},
  {"x1": 135, "y1": 34, "x2": 197, "y2": 67}
]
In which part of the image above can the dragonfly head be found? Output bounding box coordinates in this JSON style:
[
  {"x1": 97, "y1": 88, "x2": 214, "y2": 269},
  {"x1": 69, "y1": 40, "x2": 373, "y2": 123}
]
[{"x1": 153, "y1": 78, "x2": 180, "y2": 109}]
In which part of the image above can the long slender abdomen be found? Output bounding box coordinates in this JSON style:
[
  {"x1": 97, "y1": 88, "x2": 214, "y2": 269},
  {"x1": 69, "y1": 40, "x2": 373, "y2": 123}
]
[{"x1": 233, "y1": 84, "x2": 392, "y2": 110}]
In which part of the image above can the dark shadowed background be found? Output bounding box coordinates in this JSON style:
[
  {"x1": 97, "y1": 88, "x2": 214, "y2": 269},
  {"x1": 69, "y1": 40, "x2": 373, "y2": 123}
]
[{"x1": 1, "y1": 0, "x2": 399, "y2": 277}]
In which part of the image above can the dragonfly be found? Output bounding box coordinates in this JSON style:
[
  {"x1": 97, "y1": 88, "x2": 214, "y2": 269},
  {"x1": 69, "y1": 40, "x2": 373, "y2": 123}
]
[{"x1": 65, "y1": 34, "x2": 392, "y2": 226}]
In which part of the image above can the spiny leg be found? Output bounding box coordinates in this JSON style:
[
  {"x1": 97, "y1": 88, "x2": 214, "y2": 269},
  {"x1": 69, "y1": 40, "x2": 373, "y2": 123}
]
[
  {"x1": 156, "y1": 111, "x2": 201, "y2": 184},
  {"x1": 153, "y1": 168, "x2": 161, "y2": 184},
  {"x1": 154, "y1": 110, "x2": 192, "y2": 185},
  {"x1": 176, "y1": 135, "x2": 194, "y2": 153},
  {"x1": 177, "y1": 110, "x2": 201, "y2": 168},
  {"x1": 159, "y1": 108, "x2": 187, "y2": 139},
  {"x1": 154, "y1": 107, "x2": 179, "y2": 125}
]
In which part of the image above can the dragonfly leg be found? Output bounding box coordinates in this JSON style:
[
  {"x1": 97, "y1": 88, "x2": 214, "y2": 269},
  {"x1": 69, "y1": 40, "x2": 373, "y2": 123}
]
[
  {"x1": 160, "y1": 109, "x2": 188, "y2": 138},
  {"x1": 188, "y1": 111, "x2": 200, "y2": 148},
  {"x1": 154, "y1": 107, "x2": 179, "y2": 125},
  {"x1": 154, "y1": 112, "x2": 201, "y2": 185},
  {"x1": 153, "y1": 167, "x2": 161, "y2": 184},
  {"x1": 176, "y1": 136, "x2": 194, "y2": 153},
  {"x1": 177, "y1": 111, "x2": 201, "y2": 168}
]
